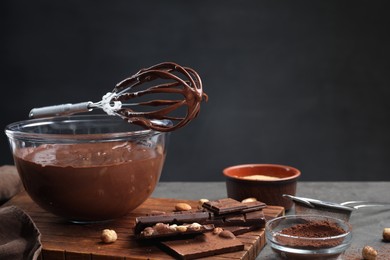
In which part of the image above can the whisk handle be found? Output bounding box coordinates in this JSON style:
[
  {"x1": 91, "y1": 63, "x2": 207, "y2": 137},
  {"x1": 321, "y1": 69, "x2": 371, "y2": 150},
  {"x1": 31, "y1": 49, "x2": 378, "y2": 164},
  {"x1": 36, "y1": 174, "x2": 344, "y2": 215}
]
[{"x1": 29, "y1": 102, "x2": 93, "y2": 118}]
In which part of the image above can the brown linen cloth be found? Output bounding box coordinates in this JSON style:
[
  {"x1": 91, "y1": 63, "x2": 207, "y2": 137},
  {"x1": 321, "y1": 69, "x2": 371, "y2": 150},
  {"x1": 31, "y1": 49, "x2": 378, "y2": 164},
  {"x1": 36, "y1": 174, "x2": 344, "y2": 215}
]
[
  {"x1": 0, "y1": 165, "x2": 42, "y2": 259},
  {"x1": 0, "y1": 206, "x2": 42, "y2": 260}
]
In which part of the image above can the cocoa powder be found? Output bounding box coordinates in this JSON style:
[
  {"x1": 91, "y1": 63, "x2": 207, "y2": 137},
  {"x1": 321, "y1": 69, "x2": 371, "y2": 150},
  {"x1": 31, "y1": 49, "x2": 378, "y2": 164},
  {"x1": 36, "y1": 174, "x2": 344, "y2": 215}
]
[{"x1": 277, "y1": 220, "x2": 346, "y2": 249}]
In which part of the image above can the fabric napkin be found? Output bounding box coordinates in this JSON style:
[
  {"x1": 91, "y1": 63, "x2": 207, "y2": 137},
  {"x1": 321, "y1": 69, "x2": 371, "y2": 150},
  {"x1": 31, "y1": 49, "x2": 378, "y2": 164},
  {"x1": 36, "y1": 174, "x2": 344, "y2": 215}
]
[
  {"x1": 0, "y1": 206, "x2": 42, "y2": 260},
  {"x1": 0, "y1": 165, "x2": 42, "y2": 259}
]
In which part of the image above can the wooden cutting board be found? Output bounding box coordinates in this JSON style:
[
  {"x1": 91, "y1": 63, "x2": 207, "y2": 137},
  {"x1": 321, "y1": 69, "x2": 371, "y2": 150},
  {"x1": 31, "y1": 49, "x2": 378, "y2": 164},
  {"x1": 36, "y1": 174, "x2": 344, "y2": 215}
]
[{"x1": 4, "y1": 191, "x2": 284, "y2": 260}]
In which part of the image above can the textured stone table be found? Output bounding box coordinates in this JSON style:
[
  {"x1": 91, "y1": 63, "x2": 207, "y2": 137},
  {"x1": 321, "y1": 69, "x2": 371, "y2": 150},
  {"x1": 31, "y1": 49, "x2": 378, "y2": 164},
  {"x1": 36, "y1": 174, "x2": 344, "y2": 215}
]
[{"x1": 152, "y1": 181, "x2": 390, "y2": 259}]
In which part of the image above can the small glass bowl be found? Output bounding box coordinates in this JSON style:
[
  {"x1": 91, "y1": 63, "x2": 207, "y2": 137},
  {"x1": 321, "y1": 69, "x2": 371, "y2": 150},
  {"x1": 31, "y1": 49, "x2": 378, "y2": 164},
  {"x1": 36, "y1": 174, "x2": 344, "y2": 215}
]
[
  {"x1": 266, "y1": 215, "x2": 352, "y2": 259},
  {"x1": 5, "y1": 115, "x2": 170, "y2": 222}
]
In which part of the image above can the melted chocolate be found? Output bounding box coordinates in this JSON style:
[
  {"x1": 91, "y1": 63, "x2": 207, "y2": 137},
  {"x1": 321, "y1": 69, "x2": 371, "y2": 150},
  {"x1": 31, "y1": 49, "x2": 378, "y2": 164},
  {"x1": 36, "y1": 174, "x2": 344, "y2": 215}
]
[{"x1": 13, "y1": 142, "x2": 165, "y2": 221}]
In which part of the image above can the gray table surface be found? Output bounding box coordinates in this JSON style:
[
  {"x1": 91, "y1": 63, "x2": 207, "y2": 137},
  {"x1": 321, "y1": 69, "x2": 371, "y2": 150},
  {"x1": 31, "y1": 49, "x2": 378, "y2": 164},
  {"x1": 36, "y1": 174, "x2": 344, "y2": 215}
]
[{"x1": 152, "y1": 182, "x2": 390, "y2": 259}]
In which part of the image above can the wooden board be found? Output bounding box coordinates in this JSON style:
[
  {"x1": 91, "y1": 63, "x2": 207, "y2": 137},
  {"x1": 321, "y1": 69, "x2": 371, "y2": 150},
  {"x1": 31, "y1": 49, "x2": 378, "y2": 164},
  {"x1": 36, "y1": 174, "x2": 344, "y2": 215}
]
[{"x1": 4, "y1": 192, "x2": 284, "y2": 260}]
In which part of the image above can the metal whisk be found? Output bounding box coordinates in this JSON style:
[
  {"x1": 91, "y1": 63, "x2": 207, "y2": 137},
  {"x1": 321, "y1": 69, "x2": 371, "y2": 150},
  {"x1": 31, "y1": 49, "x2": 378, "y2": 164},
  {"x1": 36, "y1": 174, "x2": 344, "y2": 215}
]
[{"x1": 29, "y1": 62, "x2": 208, "y2": 132}]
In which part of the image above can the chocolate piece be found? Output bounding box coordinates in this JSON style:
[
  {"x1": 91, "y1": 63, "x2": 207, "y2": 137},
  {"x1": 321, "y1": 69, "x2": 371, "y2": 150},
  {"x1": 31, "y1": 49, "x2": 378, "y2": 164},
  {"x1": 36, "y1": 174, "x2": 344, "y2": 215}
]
[
  {"x1": 202, "y1": 198, "x2": 266, "y2": 215},
  {"x1": 159, "y1": 232, "x2": 244, "y2": 260},
  {"x1": 204, "y1": 211, "x2": 265, "y2": 228},
  {"x1": 223, "y1": 226, "x2": 262, "y2": 236},
  {"x1": 202, "y1": 198, "x2": 247, "y2": 215},
  {"x1": 137, "y1": 223, "x2": 215, "y2": 240},
  {"x1": 223, "y1": 214, "x2": 245, "y2": 224},
  {"x1": 134, "y1": 211, "x2": 210, "y2": 234},
  {"x1": 221, "y1": 210, "x2": 265, "y2": 227},
  {"x1": 135, "y1": 209, "x2": 265, "y2": 235},
  {"x1": 245, "y1": 210, "x2": 266, "y2": 224},
  {"x1": 240, "y1": 200, "x2": 267, "y2": 213}
]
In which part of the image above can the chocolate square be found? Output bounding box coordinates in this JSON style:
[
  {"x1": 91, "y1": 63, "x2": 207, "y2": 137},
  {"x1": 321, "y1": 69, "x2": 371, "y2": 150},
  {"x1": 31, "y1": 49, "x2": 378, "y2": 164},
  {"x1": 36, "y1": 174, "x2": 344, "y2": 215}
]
[
  {"x1": 159, "y1": 232, "x2": 244, "y2": 259},
  {"x1": 202, "y1": 198, "x2": 247, "y2": 215}
]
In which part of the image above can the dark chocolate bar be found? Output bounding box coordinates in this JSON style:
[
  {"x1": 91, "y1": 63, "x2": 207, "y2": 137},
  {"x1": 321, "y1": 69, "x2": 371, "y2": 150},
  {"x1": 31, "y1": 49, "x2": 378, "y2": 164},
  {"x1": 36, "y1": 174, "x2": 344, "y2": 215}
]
[
  {"x1": 202, "y1": 198, "x2": 266, "y2": 215},
  {"x1": 222, "y1": 225, "x2": 262, "y2": 236},
  {"x1": 137, "y1": 222, "x2": 215, "y2": 239},
  {"x1": 206, "y1": 209, "x2": 265, "y2": 227},
  {"x1": 134, "y1": 211, "x2": 210, "y2": 234},
  {"x1": 134, "y1": 198, "x2": 267, "y2": 239},
  {"x1": 135, "y1": 209, "x2": 265, "y2": 236},
  {"x1": 241, "y1": 200, "x2": 267, "y2": 213},
  {"x1": 202, "y1": 198, "x2": 247, "y2": 215},
  {"x1": 159, "y1": 232, "x2": 244, "y2": 260}
]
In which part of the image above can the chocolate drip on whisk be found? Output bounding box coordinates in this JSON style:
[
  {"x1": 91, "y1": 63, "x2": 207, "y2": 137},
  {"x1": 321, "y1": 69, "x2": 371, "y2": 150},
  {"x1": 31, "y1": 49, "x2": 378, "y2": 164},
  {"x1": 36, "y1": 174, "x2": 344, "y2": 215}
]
[{"x1": 112, "y1": 62, "x2": 208, "y2": 131}]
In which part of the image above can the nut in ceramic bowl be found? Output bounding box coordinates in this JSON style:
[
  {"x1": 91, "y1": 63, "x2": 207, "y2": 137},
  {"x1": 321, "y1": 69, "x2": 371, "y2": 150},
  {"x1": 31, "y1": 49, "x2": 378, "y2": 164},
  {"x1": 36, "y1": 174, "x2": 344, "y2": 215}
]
[
  {"x1": 5, "y1": 115, "x2": 170, "y2": 222},
  {"x1": 266, "y1": 215, "x2": 352, "y2": 259},
  {"x1": 223, "y1": 164, "x2": 300, "y2": 210}
]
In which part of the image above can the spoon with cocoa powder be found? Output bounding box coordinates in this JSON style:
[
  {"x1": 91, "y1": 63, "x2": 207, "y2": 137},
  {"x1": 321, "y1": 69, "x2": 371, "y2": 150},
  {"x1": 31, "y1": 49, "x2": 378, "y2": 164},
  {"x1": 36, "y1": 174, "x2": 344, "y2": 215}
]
[{"x1": 29, "y1": 62, "x2": 208, "y2": 132}]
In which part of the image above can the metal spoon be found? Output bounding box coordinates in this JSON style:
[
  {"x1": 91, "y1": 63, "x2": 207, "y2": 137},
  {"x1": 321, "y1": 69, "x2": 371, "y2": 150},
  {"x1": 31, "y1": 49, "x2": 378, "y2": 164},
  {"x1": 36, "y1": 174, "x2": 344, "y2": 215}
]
[{"x1": 283, "y1": 194, "x2": 388, "y2": 221}]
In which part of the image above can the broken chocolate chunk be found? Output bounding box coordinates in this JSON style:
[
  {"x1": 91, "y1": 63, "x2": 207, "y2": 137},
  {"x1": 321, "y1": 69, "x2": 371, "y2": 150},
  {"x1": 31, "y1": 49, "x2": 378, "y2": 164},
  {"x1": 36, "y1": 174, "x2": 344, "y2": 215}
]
[
  {"x1": 202, "y1": 198, "x2": 247, "y2": 215},
  {"x1": 202, "y1": 198, "x2": 266, "y2": 215},
  {"x1": 137, "y1": 222, "x2": 215, "y2": 240},
  {"x1": 159, "y1": 232, "x2": 244, "y2": 259},
  {"x1": 134, "y1": 211, "x2": 210, "y2": 234},
  {"x1": 222, "y1": 225, "x2": 262, "y2": 236},
  {"x1": 204, "y1": 209, "x2": 265, "y2": 228}
]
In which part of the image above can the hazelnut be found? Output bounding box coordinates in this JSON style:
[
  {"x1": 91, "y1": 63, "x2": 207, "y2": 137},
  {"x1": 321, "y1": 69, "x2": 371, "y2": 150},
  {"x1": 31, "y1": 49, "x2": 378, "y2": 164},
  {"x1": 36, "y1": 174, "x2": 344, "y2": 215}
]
[
  {"x1": 213, "y1": 227, "x2": 223, "y2": 235},
  {"x1": 155, "y1": 223, "x2": 170, "y2": 233},
  {"x1": 198, "y1": 198, "x2": 209, "y2": 207},
  {"x1": 176, "y1": 225, "x2": 188, "y2": 232},
  {"x1": 175, "y1": 202, "x2": 192, "y2": 211},
  {"x1": 188, "y1": 222, "x2": 202, "y2": 231},
  {"x1": 218, "y1": 230, "x2": 236, "y2": 239},
  {"x1": 101, "y1": 229, "x2": 117, "y2": 243},
  {"x1": 383, "y1": 228, "x2": 390, "y2": 241},
  {"x1": 141, "y1": 227, "x2": 154, "y2": 237},
  {"x1": 362, "y1": 245, "x2": 377, "y2": 260},
  {"x1": 169, "y1": 224, "x2": 178, "y2": 232},
  {"x1": 241, "y1": 197, "x2": 257, "y2": 203}
]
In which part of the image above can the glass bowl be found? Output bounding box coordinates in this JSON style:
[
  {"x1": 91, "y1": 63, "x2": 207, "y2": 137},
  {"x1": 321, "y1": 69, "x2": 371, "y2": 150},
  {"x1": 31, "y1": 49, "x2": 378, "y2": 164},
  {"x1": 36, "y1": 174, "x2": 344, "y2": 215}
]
[
  {"x1": 5, "y1": 115, "x2": 170, "y2": 222},
  {"x1": 265, "y1": 215, "x2": 352, "y2": 259}
]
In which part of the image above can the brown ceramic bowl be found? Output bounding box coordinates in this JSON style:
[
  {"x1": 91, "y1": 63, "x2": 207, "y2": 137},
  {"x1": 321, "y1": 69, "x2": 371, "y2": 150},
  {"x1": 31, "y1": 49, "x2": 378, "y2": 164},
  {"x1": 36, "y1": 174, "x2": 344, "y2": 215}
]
[{"x1": 223, "y1": 164, "x2": 301, "y2": 210}]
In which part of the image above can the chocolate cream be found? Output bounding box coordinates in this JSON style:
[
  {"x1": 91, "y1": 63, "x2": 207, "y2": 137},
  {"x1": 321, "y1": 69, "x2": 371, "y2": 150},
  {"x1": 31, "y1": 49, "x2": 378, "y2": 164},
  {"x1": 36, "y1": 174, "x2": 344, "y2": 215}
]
[{"x1": 14, "y1": 141, "x2": 165, "y2": 221}]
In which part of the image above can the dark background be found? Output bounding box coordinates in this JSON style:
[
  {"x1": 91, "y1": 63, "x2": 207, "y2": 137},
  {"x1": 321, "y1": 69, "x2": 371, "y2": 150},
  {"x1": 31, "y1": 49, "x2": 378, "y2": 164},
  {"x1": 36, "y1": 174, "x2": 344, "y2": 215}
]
[{"x1": 1, "y1": 0, "x2": 390, "y2": 181}]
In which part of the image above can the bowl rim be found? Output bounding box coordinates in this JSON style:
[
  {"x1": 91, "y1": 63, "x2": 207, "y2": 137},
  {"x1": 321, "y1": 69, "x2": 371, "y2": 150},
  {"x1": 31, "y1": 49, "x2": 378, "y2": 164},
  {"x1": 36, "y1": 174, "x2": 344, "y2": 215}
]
[
  {"x1": 265, "y1": 214, "x2": 352, "y2": 241},
  {"x1": 223, "y1": 163, "x2": 301, "y2": 182},
  {"x1": 5, "y1": 114, "x2": 170, "y2": 142}
]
